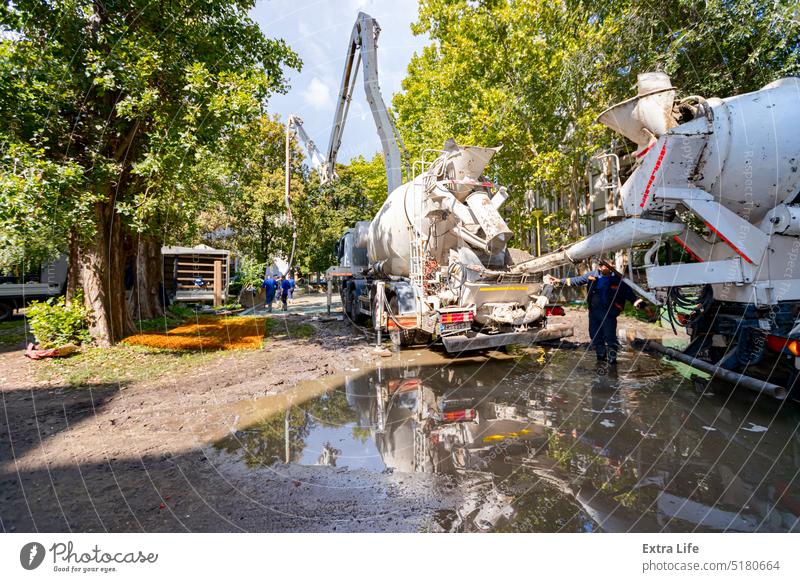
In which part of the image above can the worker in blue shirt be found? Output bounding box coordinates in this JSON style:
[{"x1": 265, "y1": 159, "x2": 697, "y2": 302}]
[
  {"x1": 547, "y1": 260, "x2": 645, "y2": 365},
  {"x1": 261, "y1": 274, "x2": 278, "y2": 312},
  {"x1": 288, "y1": 274, "x2": 296, "y2": 304},
  {"x1": 280, "y1": 276, "x2": 292, "y2": 311}
]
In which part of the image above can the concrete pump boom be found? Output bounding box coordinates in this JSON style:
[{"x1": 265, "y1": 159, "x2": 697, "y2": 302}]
[
  {"x1": 325, "y1": 11, "x2": 409, "y2": 193},
  {"x1": 287, "y1": 115, "x2": 328, "y2": 178}
]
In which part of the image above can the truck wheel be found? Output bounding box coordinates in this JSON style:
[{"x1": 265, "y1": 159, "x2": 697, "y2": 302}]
[
  {"x1": 0, "y1": 301, "x2": 12, "y2": 322},
  {"x1": 388, "y1": 295, "x2": 415, "y2": 347},
  {"x1": 349, "y1": 289, "x2": 368, "y2": 325}
]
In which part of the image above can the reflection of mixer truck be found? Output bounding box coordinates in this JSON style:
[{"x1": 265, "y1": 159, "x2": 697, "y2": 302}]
[
  {"x1": 334, "y1": 141, "x2": 572, "y2": 352},
  {"x1": 357, "y1": 371, "x2": 652, "y2": 531},
  {"x1": 525, "y1": 73, "x2": 800, "y2": 400},
  {"x1": 369, "y1": 376, "x2": 539, "y2": 530}
]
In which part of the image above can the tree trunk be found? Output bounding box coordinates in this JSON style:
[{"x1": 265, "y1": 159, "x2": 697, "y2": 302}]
[
  {"x1": 65, "y1": 230, "x2": 81, "y2": 304},
  {"x1": 132, "y1": 236, "x2": 164, "y2": 321},
  {"x1": 80, "y1": 201, "x2": 134, "y2": 346}
]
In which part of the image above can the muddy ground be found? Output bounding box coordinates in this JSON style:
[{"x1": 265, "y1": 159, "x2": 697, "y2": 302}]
[{"x1": 0, "y1": 297, "x2": 681, "y2": 532}]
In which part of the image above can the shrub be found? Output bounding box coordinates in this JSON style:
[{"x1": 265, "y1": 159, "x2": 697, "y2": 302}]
[
  {"x1": 166, "y1": 303, "x2": 193, "y2": 320},
  {"x1": 237, "y1": 255, "x2": 267, "y2": 291},
  {"x1": 26, "y1": 294, "x2": 91, "y2": 348}
]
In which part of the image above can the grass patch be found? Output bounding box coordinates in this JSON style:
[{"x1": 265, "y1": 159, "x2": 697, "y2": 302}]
[
  {"x1": 265, "y1": 319, "x2": 315, "y2": 340},
  {"x1": 132, "y1": 315, "x2": 185, "y2": 333},
  {"x1": 31, "y1": 315, "x2": 317, "y2": 388},
  {"x1": 34, "y1": 344, "x2": 226, "y2": 387},
  {"x1": 0, "y1": 318, "x2": 29, "y2": 347}
]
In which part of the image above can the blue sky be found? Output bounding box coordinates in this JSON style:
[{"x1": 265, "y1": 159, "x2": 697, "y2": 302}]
[{"x1": 250, "y1": 0, "x2": 428, "y2": 164}]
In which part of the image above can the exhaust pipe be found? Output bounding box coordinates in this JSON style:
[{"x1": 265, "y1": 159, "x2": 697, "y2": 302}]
[{"x1": 645, "y1": 341, "x2": 787, "y2": 400}]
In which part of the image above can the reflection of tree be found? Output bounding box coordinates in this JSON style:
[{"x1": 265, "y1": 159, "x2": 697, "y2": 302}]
[
  {"x1": 214, "y1": 389, "x2": 359, "y2": 467},
  {"x1": 351, "y1": 426, "x2": 372, "y2": 444},
  {"x1": 495, "y1": 468, "x2": 592, "y2": 533},
  {"x1": 547, "y1": 431, "x2": 656, "y2": 517}
]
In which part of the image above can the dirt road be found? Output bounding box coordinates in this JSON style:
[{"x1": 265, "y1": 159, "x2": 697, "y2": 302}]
[{"x1": 0, "y1": 297, "x2": 686, "y2": 532}]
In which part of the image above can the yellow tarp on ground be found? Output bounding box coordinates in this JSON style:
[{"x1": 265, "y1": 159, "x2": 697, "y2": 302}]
[{"x1": 122, "y1": 316, "x2": 266, "y2": 351}]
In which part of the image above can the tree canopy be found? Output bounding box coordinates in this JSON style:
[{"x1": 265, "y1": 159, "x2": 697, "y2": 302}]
[
  {"x1": 393, "y1": 0, "x2": 800, "y2": 250},
  {"x1": 0, "y1": 0, "x2": 299, "y2": 343}
]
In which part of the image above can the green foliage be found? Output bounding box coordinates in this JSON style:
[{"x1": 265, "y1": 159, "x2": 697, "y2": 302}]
[
  {"x1": 26, "y1": 294, "x2": 91, "y2": 348},
  {"x1": 294, "y1": 154, "x2": 387, "y2": 274},
  {"x1": 541, "y1": 211, "x2": 577, "y2": 251},
  {"x1": 198, "y1": 115, "x2": 306, "y2": 263},
  {"x1": 166, "y1": 304, "x2": 194, "y2": 320},
  {"x1": 134, "y1": 315, "x2": 184, "y2": 333},
  {"x1": 339, "y1": 154, "x2": 389, "y2": 207},
  {"x1": 0, "y1": 1, "x2": 300, "y2": 343},
  {"x1": 394, "y1": 0, "x2": 800, "y2": 250},
  {"x1": 237, "y1": 255, "x2": 268, "y2": 290},
  {"x1": 1, "y1": 1, "x2": 300, "y2": 258}
]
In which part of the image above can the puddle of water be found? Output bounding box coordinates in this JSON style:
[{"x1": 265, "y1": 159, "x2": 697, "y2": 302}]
[{"x1": 215, "y1": 348, "x2": 800, "y2": 532}]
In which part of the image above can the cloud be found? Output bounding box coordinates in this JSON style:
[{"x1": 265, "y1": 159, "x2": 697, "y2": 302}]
[
  {"x1": 302, "y1": 77, "x2": 333, "y2": 111},
  {"x1": 251, "y1": 0, "x2": 428, "y2": 162}
]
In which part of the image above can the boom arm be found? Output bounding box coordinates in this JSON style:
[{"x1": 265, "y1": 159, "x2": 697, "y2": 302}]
[
  {"x1": 326, "y1": 12, "x2": 409, "y2": 193},
  {"x1": 288, "y1": 115, "x2": 328, "y2": 178}
]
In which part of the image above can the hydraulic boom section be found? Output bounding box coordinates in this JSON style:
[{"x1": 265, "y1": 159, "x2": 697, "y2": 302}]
[
  {"x1": 326, "y1": 12, "x2": 409, "y2": 192},
  {"x1": 287, "y1": 115, "x2": 327, "y2": 179}
]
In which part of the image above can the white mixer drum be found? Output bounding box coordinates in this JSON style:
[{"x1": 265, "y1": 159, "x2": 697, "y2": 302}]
[
  {"x1": 696, "y1": 77, "x2": 800, "y2": 222},
  {"x1": 367, "y1": 179, "x2": 421, "y2": 277}
]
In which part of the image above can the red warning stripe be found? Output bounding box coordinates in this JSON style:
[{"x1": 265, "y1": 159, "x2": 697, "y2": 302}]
[
  {"x1": 672, "y1": 235, "x2": 704, "y2": 262},
  {"x1": 640, "y1": 142, "x2": 668, "y2": 208},
  {"x1": 705, "y1": 222, "x2": 753, "y2": 264},
  {"x1": 635, "y1": 141, "x2": 656, "y2": 159}
]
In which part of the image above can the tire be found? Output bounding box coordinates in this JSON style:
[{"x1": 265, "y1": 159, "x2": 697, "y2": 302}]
[
  {"x1": 349, "y1": 288, "x2": 368, "y2": 325},
  {"x1": 0, "y1": 301, "x2": 12, "y2": 322}
]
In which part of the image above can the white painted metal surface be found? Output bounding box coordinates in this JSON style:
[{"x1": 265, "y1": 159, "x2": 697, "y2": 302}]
[
  {"x1": 326, "y1": 12, "x2": 407, "y2": 193},
  {"x1": 367, "y1": 144, "x2": 510, "y2": 277},
  {"x1": 537, "y1": 75, "x2": 800, "y2": 305},
  {"x1": 564, "y1": 218, "x2": 685, "y2": 262}
]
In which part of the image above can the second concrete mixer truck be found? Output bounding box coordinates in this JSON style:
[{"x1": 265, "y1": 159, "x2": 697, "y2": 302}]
[
  {"x1": 292, "y1": 11, "x2": 570, "y2": 352},
  {"x1": 521, "y1": 73, "x2": 800, "y2": 400}
]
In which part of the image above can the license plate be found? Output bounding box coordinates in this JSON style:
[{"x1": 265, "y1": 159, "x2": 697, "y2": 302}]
[{"x1": 440, "y1": 322, "x2": 471, "y2": 334}]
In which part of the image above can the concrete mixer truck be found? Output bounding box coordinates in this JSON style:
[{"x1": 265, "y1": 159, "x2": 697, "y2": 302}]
[
  {"x1": 521, "y1": 73, "x2": 800, "y2": 399},
  {"x1": 333, "y1": 140, "x2": 572, "y2": 352},
  {"x1": 299, "y1": 12, "x2": 570, "y2": 352}
]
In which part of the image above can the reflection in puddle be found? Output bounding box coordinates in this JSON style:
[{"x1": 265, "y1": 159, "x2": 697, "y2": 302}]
[{"x1": 215, "y1": 350, "x2": 800, "y2": 532}]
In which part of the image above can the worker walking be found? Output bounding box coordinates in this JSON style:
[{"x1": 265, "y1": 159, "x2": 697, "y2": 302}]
[
  {"x1": 280, "y1": 275, "x2": 292, "y2": 311},
  {"x1": 547, "y1": 261, "x2": 646, "y2": 365},
  {"x1": 261, "y1": 274, "x2": 278, "y2": 313},
  {"x1": 288, "y1": 273, "x2": 296, "y2": 304}
]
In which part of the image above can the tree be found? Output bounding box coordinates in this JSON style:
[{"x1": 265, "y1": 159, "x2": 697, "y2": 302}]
[
  {"x1": 394, "y1": 0, "x2": 800, "y2": 251},
  {"x1": 293, "y1": 154, "x2": 388, "y2": 275},
  {"x1": 199, "y1": 114, "x2": 307, "y2": 265},
  {"x1": 0, "y1": 1, "x2": 299, "y2": 345}
]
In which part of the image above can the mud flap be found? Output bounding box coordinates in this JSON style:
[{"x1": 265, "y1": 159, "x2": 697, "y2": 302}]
[{"x1": 441, "y1": 323, "x2": 573, "y2": 353}]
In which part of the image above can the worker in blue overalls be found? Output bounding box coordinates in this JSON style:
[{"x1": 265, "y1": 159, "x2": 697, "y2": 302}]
[
  {"x1": 547, "y1": 260, "x2": 645, "y2": 365},
  {"x1": 261, "y1": 274, "x2": 278, "y2": 312}
]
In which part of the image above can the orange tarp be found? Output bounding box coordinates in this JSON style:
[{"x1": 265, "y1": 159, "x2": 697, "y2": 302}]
[{"x1": 122, "y1": 316, "x2": 267, "y2": 351}]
